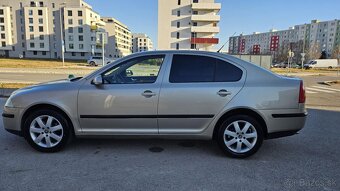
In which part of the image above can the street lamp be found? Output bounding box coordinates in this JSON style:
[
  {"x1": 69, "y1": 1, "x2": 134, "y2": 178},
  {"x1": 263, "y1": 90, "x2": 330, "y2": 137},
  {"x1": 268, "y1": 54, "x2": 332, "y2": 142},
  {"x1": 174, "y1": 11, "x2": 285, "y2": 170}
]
[{"x1": 59, "y1": 3, "x2": 66, "y2": 67}]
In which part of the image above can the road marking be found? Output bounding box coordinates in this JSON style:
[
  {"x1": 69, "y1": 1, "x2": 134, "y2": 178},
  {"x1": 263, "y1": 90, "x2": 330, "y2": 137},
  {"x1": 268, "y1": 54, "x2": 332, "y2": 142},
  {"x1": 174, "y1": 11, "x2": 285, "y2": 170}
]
[
  {"x1": 312, "y1": 86, "x2": 340, "y2": 92},
  {"x1": 306, "y1": 87, "x2": 336, "y2": 93},
  {"x1": 306, "y1": 90, "x2": 318, "y2": 94}
]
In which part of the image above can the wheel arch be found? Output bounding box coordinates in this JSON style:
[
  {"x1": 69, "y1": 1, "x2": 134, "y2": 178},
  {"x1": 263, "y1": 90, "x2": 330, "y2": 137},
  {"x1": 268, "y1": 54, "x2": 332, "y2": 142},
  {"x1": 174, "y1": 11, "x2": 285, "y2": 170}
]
[
  {"x1": 21, "y1": 103, "x2": 75, "y2": 136},
  {"x1": 212, "y1": 108, "x2": 268, "y2": 140}
]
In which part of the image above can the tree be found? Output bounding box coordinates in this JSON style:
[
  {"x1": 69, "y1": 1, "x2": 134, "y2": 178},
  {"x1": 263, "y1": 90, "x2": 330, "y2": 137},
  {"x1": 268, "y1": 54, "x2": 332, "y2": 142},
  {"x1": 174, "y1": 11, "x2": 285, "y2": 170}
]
[
  {"x1": 306, "y1": 43, "x2": 321, "y2": 61},
  {"x1": 332, "y1": 45, "x2": 340, "y2": 64}
]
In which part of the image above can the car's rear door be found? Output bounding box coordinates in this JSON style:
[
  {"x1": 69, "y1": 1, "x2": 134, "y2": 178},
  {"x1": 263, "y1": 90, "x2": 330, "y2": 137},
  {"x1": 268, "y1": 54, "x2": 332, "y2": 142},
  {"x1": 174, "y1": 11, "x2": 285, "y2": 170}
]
[{"x1": 158, "y1": 54, "x2": 246, "y2": 134}]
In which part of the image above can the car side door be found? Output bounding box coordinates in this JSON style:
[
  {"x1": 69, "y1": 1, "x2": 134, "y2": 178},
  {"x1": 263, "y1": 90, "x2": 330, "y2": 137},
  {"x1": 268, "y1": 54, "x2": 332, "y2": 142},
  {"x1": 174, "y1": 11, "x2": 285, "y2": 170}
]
[
  {"x1": 158, "y1": 54, "x2": 246, "y2": 134},
  {"x1": 78, "y1": 54, "x2": 168, "y2": 135}
]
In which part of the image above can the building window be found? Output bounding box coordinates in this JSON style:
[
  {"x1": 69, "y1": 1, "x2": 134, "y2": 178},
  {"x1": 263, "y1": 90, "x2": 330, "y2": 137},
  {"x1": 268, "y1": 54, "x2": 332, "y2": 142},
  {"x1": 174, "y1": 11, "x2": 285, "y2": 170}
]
[
  {"x1": 28, "y1": 18, "x2": 33, "y2": 24},
  {"x1": 29, "y1": 26, "x2": 34, "y2": 32},
  {"x1": 193, "y1": 22, "x2": 197, "y2": 26},
  {"x1": 68, "y1": 10, "x2": 72, "y2": 16},
  {"x1": 69, "y1": 44, "x2": 74, "y2": 49},
  {"x1": 177, "y1": 10, "x2": 180, "y2": 17},
  {"x1": 191, "y1": 44, "x2": 196, "y2": 49},
  {"x1": 52, "y1": 3, "x2": 55, "y2": 8},
  {"x1": 177, "y1": 22, "x2": 180, "y2": 28},
  {"x1": 30, "y1": 34, "x2": 34, "y2": 40},
  {"x1": 33, "y1": 51, "x2": 37, "y2": 55},
  {"x1": 38, "y1": 18, "x2": 43, "y2": 24},
  {"x1": 178, "y1": 0, "x2": 181, "y2": 5},
  {"x1": 42, "y1": 51, "x2": 46, "y2": 55},
  {"x1": 0, "y1": 18, "x2": 4, "y2": 23},
  {"x1": 1, "y1": 34, "x2": 5, "y2": 39},
  {"x1": 176, "y1": 32, "x2": 180, "y2": 39},
  {"x1": 193, "y1": 11, "x2": 198, "y2": 15},
  {"x1": 72, "y1": 52, "x2": 76, "y2": 56},
  {"x1": 176, "y1": 43, "x2": 179, "y2": 50},
  {"x1": 0, "y1": 26, "x2": 4, "y2": 31},
  {"x1": 30, "y1": 43, "x2": 35, "y2": 48},
  {"x1": 78, "y1": 27, "x2": 83, "y2": 33},
  {"x1": 39, "y1": 2, "x2": 43, "y2": 7},
  {"x1": 79, "y1": 44, "x2": 84, "y2": 49},
  {"x1": 78, "y1": 11, "x2": 82, "y2": 17},
  {"x1": 28, "y1": 10, "x2": 33, "y2": 15},
  {"x1": 69, "y1": 35, "x2": 73, "y2": 41},
  {"x1": 78, "y1": 19, "x2": 83, "y2": 25},
  {"x1": 0, "y1": 9, "x2": 3, "y2": 15},
  {"x1": 79, "y1": 35, "x2": 83, "y2": 41},
  {"x1": 81, "y1": 52, "x2": 85, "y2": 56},
  {"x1": 40, "y1": 43, "x2": 44, "y2": 48},
  {"x1": 38, "y1": 10, "x2": 43, "y2": 16},
  {"x1": 193, "y1": 0, "x2": 199, "y2": 3},
  {"x1": 68, "y1": 19, "x2": 73, "y2": 25},
  {"x1": 39, "y1": 26, "x2": 43, "y2": 32},
  {"x1": 39, "y1": 35, "x2": 44, "y2": 40},
  {"x1": 69, "y1": 27, "x2": 73, "y2": 33},
  {"x1": 1, "y1": 42, "x2": 5, "y2": 47}
]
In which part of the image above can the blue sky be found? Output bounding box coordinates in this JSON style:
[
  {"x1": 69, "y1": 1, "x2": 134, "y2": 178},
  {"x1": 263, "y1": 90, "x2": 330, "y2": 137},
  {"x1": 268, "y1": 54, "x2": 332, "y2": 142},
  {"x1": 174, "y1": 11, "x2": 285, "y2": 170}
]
[{"x1": 86, "y1": 0, "x2": 340, "y2": 50}]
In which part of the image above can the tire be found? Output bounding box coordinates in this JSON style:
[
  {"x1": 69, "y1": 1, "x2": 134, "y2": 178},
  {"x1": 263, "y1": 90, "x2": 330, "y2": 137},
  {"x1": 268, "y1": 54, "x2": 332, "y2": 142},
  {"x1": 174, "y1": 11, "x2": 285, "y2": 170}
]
[
  {"x1": 89, "y1": 61, "x2": 97, "y2": 66},
  {"x1": 328, "y1": 66, "x2": 333, "y2": 69},
  {"x1": 217, "y1": 115, "x2": 264, "y2": 158},
  {"x1": 23, "y1": 109, "x2": 72, "y2": 152}
]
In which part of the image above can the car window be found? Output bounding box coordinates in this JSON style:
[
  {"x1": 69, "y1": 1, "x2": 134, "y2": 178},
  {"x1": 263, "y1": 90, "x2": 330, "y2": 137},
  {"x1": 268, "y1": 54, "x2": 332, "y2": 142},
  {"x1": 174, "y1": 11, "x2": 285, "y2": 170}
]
[
  {"x1": 102, "y1": 55, "x2": 165, "y2": 84},
  {"x1": 169, "y1": 55, "x2": 242, "y2": 83}
]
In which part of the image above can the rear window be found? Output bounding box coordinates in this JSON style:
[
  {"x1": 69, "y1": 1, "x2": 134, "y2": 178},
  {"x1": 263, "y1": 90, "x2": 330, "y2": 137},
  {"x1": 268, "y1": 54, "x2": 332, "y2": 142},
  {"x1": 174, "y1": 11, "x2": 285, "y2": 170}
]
[{"x1": 169, "y1": 55, "x2": 243, "y2": 83}]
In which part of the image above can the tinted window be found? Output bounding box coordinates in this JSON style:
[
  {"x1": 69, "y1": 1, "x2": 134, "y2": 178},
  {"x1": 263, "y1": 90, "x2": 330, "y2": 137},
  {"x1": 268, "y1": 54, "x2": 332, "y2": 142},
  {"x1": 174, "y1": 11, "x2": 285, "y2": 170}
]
[
  {"x1": 170, "y1": 55, "x2": 242, "y2": 83},
  {"x1": 215, "y1": 59, "x2": 243, "y2": 82}
]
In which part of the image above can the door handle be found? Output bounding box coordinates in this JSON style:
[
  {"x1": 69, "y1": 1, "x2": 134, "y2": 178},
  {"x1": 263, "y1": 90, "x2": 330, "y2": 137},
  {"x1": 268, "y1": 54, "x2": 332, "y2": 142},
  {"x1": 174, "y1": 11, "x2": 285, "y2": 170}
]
[
  {"x1": 142, "y1": 90, "x2": 156, "y2": 97},
  {"x1": 217, "y1": 89, "x2": 232, "y2": 97}
]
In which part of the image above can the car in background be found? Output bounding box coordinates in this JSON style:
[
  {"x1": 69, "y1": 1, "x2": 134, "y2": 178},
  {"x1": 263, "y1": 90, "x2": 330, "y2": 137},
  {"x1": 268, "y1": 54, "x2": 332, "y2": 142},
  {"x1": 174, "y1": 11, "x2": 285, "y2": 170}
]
[
  {"x1": 87, "y1": 56, "x2": 114, "y2": 66},
  {"x1": 304, "y1": 59, "x2": 338, "y2": 69},
  {"x1": 2, "y1": 51, "x2": 307, "y2": 158}
]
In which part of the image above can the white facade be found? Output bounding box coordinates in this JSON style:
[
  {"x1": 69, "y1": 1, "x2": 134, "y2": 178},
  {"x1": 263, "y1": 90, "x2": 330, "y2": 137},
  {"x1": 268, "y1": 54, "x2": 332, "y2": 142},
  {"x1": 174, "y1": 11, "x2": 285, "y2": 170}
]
[
  {"x1": 0, "y1": 6, "x2": 13, "y2": 53},
  {"x1": 101, "y1": 17, "x2": 132, "y2": 58},
  {"x1": 158, "y1": 0, "x2": 221, "y2": 51},
  {"x1": 132, "y1": 33, "x2": 153, "y2": 53},
  {"x1": 0, "y1": 0, "x2": 107, "y2": 59}
]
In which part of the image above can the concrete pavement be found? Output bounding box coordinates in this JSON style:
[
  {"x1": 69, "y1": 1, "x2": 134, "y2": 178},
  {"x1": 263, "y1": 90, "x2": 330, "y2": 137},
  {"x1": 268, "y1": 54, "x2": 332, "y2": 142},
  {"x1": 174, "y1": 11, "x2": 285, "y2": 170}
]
[{"x1": 0, "y1": 98, "x2": 339, "y2": 191}]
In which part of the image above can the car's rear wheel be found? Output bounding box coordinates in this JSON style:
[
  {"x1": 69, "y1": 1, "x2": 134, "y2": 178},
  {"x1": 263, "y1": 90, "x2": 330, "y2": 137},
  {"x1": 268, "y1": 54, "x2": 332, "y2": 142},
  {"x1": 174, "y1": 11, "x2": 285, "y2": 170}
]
[
  {"x1": 217, "y1": 115, "x2": 263, "y2": 158},
  {"x1": 23, "y1": 109, "x2": 72, "y2": 152}
]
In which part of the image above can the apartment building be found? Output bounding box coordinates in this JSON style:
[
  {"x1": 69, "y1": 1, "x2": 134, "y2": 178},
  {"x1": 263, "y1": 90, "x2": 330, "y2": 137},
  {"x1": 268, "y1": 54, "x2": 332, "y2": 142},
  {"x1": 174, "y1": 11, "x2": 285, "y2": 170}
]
[
  {"x1": 101, "y1": 17, "x2": 132, "y2": 58},
  {"x1": 132, "y1": 33, "x2": 153, "y2": 53},
  {"x1": 229, "y1": 19, "x2": 340, "y2": 58},
  {"x1": 0, "y1": 6, "x2": 13, "y2": 56},
  {"x1": 158, "y1": 0, "x2": 221, "y2": 51},
  {"x1": 0, "y1": 0, "x2": 106, "y2": 59}
]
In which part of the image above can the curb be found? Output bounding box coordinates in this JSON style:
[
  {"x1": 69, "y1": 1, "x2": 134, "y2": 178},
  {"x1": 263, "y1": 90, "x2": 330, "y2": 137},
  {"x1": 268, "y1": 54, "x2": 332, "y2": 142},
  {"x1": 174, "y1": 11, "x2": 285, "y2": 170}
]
[
  {"x1": 0, "y1": 88, "x2": 17, "y2": 98},
  {"x1": 318, "y1": 80, "x2": 340, "y2": 86}
]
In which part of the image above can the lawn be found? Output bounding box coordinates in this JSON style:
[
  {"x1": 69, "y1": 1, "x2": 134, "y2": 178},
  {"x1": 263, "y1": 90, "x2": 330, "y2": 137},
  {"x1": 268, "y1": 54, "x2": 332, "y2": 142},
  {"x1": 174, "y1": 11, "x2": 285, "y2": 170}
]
[{"x1": 0, "y1": 58, "x2": 89, "y2": 69}]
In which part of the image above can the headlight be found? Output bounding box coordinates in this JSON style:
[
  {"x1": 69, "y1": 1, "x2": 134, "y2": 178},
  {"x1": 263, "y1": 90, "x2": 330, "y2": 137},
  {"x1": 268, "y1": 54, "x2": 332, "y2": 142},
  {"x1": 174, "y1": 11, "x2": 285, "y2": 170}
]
[{"x1": 4, "y1": 97, "x2": 14, "y2": 108}]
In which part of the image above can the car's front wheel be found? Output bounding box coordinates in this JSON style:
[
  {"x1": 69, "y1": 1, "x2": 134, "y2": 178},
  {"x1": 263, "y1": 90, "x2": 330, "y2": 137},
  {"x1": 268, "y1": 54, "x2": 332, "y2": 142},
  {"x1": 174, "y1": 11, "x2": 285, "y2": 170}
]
[
  {"x1": 23, "y1": 109, "x2": 72, "y2": 152},
  {"x1": 217, "y1": 115, "x2": 264, "y2": 158}
]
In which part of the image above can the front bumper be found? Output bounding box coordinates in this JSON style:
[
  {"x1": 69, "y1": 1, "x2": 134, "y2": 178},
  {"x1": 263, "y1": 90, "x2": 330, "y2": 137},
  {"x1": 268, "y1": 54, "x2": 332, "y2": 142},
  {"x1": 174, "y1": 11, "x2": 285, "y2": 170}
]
[{"x1": 2, "y1": 106, "x2": 24, "y2": 136}]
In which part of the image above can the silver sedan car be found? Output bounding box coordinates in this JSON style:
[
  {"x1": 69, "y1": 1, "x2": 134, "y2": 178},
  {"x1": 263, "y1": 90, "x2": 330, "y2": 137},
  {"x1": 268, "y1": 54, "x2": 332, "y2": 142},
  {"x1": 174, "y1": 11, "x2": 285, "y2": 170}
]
[{"x1": 2, "y1": 51, "x2": 307, "y2": 158}]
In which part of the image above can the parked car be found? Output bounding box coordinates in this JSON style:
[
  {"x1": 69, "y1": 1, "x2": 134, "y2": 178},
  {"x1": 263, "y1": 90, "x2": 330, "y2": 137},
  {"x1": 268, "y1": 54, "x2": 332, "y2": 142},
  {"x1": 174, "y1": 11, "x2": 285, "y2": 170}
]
[
  {"x1": 2, "y1": 51, "x2": 307, "y2": 158},
  {"x1": 304, "y1": 59, "x2": 338, "y2": 69},
  {"x1": 273, "y1": 62, "x2": 288, "y2": 68},
  {"x1": 87, "y1": 56, "x2": 113, "y2": 66}
]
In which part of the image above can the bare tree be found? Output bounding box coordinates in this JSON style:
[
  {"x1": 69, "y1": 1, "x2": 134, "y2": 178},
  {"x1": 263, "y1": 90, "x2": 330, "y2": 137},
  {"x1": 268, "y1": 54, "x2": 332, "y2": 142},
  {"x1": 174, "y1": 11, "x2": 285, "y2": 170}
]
[
  {"x1": 331, "y1": 45, "x2": 340, "y2": 64},
  {"x1": 306, "y1": 43, "x2": 321, "y2": 61}
]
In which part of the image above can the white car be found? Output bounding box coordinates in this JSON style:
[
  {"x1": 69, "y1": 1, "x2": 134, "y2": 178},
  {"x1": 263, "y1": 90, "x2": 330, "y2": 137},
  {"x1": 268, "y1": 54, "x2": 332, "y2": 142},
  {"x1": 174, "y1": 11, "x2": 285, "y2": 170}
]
[{"x1": 87, "y1": 56, "x2": 113, "y2": 66}]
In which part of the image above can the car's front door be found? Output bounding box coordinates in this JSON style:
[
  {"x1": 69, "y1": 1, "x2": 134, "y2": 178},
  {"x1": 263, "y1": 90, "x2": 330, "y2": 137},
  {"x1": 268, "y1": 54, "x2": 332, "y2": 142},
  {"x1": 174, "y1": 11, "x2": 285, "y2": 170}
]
[
  {"x1": 78, "y1": 54, "x2": 167, "y2": 134},
  {"x1": 158, "y1": 54, "x2": 246, "y2": 134}
]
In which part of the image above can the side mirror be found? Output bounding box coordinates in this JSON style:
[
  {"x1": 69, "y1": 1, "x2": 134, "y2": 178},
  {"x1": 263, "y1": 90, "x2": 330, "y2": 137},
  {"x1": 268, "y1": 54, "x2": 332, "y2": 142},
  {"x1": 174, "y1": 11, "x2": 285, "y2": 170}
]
[
  {"x1": 126, "y1": 70, "x2": 133, "y2": 76},
  {"x1": 92, "y1": 75, "x2": 103, "y2": 85}
]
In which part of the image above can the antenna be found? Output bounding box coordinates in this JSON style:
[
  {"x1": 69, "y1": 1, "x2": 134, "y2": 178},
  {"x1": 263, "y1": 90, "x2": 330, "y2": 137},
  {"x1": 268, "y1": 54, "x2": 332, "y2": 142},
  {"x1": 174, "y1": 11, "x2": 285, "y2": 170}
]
[{"x1": 217, "y1": 32, "x2": 236, "y2": 53}]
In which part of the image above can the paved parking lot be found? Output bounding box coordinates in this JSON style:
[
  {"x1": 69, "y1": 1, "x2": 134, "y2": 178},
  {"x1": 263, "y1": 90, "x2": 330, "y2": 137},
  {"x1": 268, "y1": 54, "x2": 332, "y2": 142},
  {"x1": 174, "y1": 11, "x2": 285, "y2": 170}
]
[{"x1": 0, "y1": 98, "x2": 339, "y2": 191}]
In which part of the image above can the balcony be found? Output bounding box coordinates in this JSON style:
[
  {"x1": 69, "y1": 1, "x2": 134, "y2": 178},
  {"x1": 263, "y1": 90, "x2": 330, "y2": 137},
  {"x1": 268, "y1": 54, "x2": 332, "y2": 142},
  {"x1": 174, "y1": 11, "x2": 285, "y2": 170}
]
[
  {"x1": 191, "y1": 38, "x2": 219, "y2": 44},
  {"x1": 192, "y1": 3, "x2": 221, "y2": 11},
  {"x1": 191, "y1": 15, "x2": 220, "y2": 22},
  {"x1": 191, "y1": 26, "x2": 220, "y2": 33}
]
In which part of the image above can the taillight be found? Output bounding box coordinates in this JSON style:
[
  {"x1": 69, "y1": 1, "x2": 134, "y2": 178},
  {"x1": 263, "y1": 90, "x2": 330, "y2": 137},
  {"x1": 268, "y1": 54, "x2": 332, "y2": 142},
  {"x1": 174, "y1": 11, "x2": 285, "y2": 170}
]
[{"x1": 299, "y1": 81, "x2": 306, "y2": 103}]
